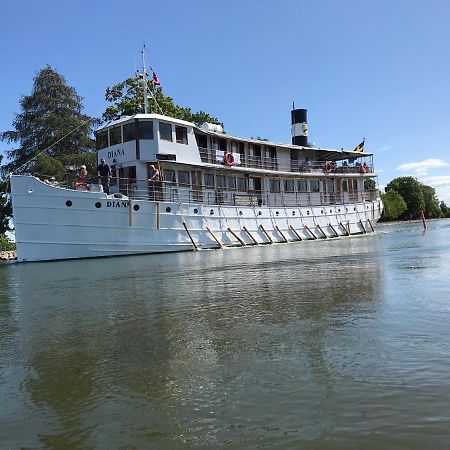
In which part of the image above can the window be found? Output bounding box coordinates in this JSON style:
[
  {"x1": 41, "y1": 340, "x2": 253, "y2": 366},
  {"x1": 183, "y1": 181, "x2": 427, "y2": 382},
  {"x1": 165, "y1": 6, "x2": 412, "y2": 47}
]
[
  {"x1": 96, "y1": 130, "x2": 108, "y2": 149},
  {"x1": 123, "y1": 122, "x2": 136, "y2": 142},
  {"x1": 139, "y1": 121, "x2": 154, "y2": 139},
  {"x1": 164, "y1": 170, "x2": 176, "y2": 183},
  {"x1": 227, "y1": 177, "x2": 236, "y2": 190},
  {"x1": 310, "y1": 180, "x2": 320, "y2": 192},
  {"x1": 175, "y1": 126, "x2": 188, "y2": 144},
  {"x1": 204, "y1": 174, "x2": 215, "y2": 187},
  {"x1": 269, "y1": 179, "x2": 280, "y2": 193},
  {"x1": 353, "y1": 180, "x2": 358, "y2": 191},
  {"x1": 178, "y1": 171, "x2": 190, "y2": 186},
  {"x1": 216, "y1": 175, "x2": 226, "y2": 188},
  {"x1": 298, "y1": 180, "x2": 307, "y2": 193},
  {"x1": 327, "y1": 180, "x2": 335, "y2": 192},
  {"x1": 110, "y1": 126, "x2": 122, "y2": 145},
  {"x1": 290, "y1": 149, "x2": 298, "y2": 160},
  {"x1": 159, "y1": 122, "x2": 172, "y2": 141},
  {"x1": 237, "y1": 178, "x2": 246, "y2": 191},
  {"x1": 342, "y1": 180, "x2": 348, "y2": 192},
  {"x1": 284, "y1": 180, "x2": 295, "y2": 192}
]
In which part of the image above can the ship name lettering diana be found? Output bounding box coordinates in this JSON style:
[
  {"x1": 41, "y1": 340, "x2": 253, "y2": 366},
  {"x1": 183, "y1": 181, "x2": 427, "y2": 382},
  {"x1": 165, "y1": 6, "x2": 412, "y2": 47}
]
[
  {"x1": 107, "y1": 148, "x2": 125, "y2": 159},
  {"x1": 106, "y1": 201, "x2": 130, "y2": 208}
]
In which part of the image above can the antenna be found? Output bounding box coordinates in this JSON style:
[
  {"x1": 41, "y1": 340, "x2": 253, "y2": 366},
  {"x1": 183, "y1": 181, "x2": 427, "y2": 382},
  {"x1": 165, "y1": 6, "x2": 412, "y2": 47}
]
[{"x1": 142, "y1": 46, "x2": 149, "y2": 114}]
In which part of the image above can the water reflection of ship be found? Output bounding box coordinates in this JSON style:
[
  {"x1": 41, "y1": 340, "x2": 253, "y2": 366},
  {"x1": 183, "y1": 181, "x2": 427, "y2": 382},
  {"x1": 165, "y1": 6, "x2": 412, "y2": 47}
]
[{"x1": 10, "y1": 237, "x2": 384, "y2": 446}]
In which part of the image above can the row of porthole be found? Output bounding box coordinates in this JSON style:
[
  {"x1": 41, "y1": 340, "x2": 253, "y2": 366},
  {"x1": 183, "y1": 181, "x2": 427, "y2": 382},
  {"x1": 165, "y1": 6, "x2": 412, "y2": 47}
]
[{"x1": 65, "y1": 200, "x2": 140, "y2": 211}]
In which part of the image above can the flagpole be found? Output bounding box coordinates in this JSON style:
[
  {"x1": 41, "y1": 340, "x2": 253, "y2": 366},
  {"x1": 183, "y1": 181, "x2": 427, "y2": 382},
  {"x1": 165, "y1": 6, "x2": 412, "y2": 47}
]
[{"x1": 142, "y1": 46, "x2": 149, "y2": 114}]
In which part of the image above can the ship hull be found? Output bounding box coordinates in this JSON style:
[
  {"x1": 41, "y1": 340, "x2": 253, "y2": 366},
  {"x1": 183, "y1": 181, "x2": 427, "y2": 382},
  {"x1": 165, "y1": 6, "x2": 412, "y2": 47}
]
[{"x1": 11, "y1": 176, "x2": 383, "y2": 262}]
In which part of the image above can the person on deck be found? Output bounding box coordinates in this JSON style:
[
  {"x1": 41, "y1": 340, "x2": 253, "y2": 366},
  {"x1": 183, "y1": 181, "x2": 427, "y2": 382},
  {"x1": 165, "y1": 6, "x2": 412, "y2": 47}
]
[
  {"x1": 97, "y1": 159, "x2": 111, "y2": 194},
  {"x1": 79, "y1": 165, "x2": 88, "y2": 181},
  {"x1": 148, "y1": 164, "x2": 161, "y2": 200}
]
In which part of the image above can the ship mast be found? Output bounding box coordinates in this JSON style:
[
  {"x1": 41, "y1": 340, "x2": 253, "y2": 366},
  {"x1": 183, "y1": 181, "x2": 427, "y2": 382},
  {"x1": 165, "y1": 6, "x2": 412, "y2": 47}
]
[{"x1": 142, "y1": 46, "x2": 149, "y2": 114}]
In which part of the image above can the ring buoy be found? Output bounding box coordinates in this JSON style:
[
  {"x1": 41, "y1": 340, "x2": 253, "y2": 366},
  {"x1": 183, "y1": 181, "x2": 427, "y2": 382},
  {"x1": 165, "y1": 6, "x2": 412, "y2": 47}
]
[
  {"x1": 360, "y1": 163, "x2": 368, "y2": 174},
  {"x1": 224, "y1": 152, "x2": 235, "y2": 166},
  {"x1": 324, "y1": 162, "x2": 332, "y2": 173}
]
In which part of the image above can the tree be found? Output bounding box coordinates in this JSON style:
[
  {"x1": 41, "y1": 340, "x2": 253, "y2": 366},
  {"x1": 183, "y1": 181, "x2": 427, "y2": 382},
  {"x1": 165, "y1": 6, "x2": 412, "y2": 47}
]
[
  {"x1": 385, "y1": 176, "x2": 424, "y2": 219},
  {"x1": 420, "y1": 184, "x2": 441, "y2": 218},
  {"x1": 440, "y1": 201, "x2": 450, "y2": 218},
  {"x1": 1, "y1": 66, "x2": 98, "y2": 177},
  {"x1": 381, "y1": 190, "x2": 407, "y2": 220},
  {"x1": 0, "y1": 154, "x2": 12, "y2": 236},
  {"x1": 103, "y1": 77, "x2": 222, "y2": 127}
]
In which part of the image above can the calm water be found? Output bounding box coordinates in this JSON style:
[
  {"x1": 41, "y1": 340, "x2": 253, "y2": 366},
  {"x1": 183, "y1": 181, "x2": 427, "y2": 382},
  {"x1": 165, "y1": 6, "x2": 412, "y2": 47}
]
[{"x1": 1, "y1": 220, "x2": 450, "y2": 449}]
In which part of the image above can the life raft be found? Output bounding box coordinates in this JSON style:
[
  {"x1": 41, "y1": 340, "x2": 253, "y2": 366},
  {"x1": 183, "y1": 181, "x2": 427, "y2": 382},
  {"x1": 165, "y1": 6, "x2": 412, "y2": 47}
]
[
  {"x1": 224, "y1": 152, "x2": 235, "y2": 166},
  {"x1": 324, "y1": 162, "x2": 332, "y2": 173}
]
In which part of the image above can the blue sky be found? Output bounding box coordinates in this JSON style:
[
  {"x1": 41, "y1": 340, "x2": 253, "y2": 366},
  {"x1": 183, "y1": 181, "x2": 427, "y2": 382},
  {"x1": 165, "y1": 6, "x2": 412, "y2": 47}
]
[{"x1": 2, "y1": 0, "x2": 450, "y2": 202}]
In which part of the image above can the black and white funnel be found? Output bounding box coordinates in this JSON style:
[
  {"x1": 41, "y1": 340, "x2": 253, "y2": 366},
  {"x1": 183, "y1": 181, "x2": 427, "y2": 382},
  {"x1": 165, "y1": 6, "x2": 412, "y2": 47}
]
[{"x1": 291, "y1": 108, "x2": 308, "y2": 146}]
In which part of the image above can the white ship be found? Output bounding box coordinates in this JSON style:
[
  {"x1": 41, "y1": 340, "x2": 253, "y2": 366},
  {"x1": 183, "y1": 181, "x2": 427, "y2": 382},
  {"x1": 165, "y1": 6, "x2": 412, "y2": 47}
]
[{"x1": 10, "y1": 102, "x2": 383, "y2": 262}]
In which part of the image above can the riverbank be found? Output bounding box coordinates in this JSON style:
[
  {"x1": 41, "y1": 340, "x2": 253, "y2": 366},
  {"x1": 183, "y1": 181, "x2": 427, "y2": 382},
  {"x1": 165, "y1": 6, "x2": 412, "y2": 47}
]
[{"x1": 0, "y1": 250, "x2": 16, "y2": 261}]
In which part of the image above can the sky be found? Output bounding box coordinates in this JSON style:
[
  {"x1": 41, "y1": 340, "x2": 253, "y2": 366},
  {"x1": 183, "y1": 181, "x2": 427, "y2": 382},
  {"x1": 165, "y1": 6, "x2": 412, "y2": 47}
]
[{"x1": 2, "y1": 0, "x2": 450, "y2": 202}]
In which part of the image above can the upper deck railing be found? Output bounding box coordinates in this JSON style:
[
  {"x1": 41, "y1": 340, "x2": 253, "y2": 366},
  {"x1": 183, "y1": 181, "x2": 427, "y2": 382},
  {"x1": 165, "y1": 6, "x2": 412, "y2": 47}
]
[{"x1": 198, "y1": 147, "x2": 374, "y2": 174}]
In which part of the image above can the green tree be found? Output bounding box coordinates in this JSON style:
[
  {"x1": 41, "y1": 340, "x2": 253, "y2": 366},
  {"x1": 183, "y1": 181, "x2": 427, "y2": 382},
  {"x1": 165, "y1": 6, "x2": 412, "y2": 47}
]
[
  {"x1": 1, "y1": 66, "x2": 98, "y2": 177},
  {"x1": 385, "y1": 176, "x2": 424, "y2": 219},
  {"x1": 103, "y1": 77, "x2": 222, "y2": 127},
  {"x1": 381, "y1": 190, "x2": 407, "y2": 220},
  {"x1": 420, "y1": 184, "x2": 441, "y2": 218},
  {"x1": 440, "y1": 201, "x2": 450, "y2": 218},
  {"x1": 0, "y1": 154, "x2": 12, "y2": 236}
]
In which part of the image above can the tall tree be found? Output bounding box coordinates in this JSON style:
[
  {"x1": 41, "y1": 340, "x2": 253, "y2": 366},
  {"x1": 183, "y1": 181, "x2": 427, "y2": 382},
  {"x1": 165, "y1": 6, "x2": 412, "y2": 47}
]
[
  {"x1": 420, "y1": 184, "x2": 441, "y2": 218},
  {"x1": 385, "y1": 176, "x2": 425, "y2": 219},
  {"x1": 1, "y1": 66, "x2": 98, "y2": 177},
  {"x1": 440, "y1": 201, "x2": 450, "y2": 218},
  {"x1": 103, "y1": 77, "x2": 222, "y2": 127}
]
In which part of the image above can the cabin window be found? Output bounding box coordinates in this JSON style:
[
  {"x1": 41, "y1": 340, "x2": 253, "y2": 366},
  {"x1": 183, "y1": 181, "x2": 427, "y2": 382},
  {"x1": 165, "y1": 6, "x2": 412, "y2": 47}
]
[
  {"x1": 353, "y1": 180, "x2": 358, "y2": 190},
  {"x1": 178, "y1": 171, "x2": 190, "y2": 186},
  {"x1": 265, "y1": 146, "x2": 277, "y2": 159},
  {"x1": 284, "y1": 180, "x2": 295, "y2": 192},
  {"x1": 159, "y1": 122, "x2": 173, "y2": 141},
  {"x1": 123, "y1": 123, "x2": 136, "y2": 142},
  {"x1": 342, "y1": 180, "x2": 348, "y2": 192},
  {"x1": 237, "y1": 178, "x2": 246, "y2": 191},
  {"x1": 269, "y1": 179, "x2": 280, "y2": 193},
  {"x1": 196, "y1": 134, "x2": 207, "y2": 149},
  {"x1": 164, "y1": 169, "x2": 176, "y2": 183},
  {"x1": 96, "y1": 130, "x2": 108, "y2": 150},
  {"x1": 327, "y1": 180, "x2": 335, "y2": 192},
  {"x1": 310, "y1": 180, "x2": 320, "y2": 192},
  {"x1": 298, "y1": 180, "x2": 307, "y2": 193},
  {"x1": 290, "y1": 149, "x2": 298, "y2": 160},
  {"x1": 227, "y1": 177, "x2": 236, "y2": 190},
  {"x1": 175, "y1": 126, "x2": 188, "y2": 144},
  {"x1": 204, "y1": 173, "x2": 215, "y2": 187},
  {"x1": 110, "y1": 126, "x2": 122, "y2": 145},
  {"x1": 139, "y1": 121, "x2": 154, "y2": 139},
  {"x1": 216, "y1": 175, "x2": 226, "y2": 188}
]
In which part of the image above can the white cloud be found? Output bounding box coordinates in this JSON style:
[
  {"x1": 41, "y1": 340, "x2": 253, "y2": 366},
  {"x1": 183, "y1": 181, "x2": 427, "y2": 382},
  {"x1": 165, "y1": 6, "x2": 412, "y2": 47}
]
[
  {"x1": 376, "y1": 145, "x2": 390, "y2": 152},
  {"x1": 420, "y1": 175, "x2": 450, "y2": 204},
  {"x1": 397, "y1": 158, "x2": 449, "y2": 176}
]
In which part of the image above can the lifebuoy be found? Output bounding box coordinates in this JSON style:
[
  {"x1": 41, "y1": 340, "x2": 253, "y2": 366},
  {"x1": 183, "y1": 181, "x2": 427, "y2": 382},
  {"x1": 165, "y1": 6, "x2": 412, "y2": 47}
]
[
  {"x1": 360, "y1": 163, "x2": 368, "y2": 174},
  {"x1": 224, "y1": 152, "x2": 235, "y2": 166},
  {"x1": 324, "y1": 162, "x2": 332, "y2": 173}
]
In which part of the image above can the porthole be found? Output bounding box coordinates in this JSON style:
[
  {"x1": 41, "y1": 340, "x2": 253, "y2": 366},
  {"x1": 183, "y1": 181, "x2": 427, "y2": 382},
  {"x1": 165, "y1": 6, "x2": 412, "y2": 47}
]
[
  {"x1": 239, "y1": 211, "x2": 243, "y2": 216},
  {"x1": 346, "y1": 208, "x2": 349, "y2": 212},
  {"x1": 210, "y1": 209, "x2": 214, "y2": 215},
  {"x1": 166, "y1": 207, "x2": 172, "y2": 213},
  {"x1": 28, "y1": 189, "x2": 34, "y2": 194},
  {"x1": 292, "y1": 211, "x2": 296, "y2": 216},
  {"x1": 338, "y1": 208, "x2": 341, "y2": 212},
  {"x1": 193, "y1": 208, "x2": 198, "y2": 214},
  {"x1": 133, "y1": 204, "x2": 140, "y2": 211},
  {"x1": 258, "y1": 211, "x2": 262, "y2": 216},
  {"x1": 307, "y1": 211, "x2": 310, "y2": 215},
  {"x1": 367, "y1": 206, "x2": 369, "y2": 209},
  {"x1": 321, "y1": 210, "x2": 324, "y2": 214},
  {"x1": 95, "y1": 202, "x2": 101, "y2": 208},
  {"x1": 276, "y1": 211, "x2": 279, "y2": 216},
  {"x1": 354, "y1": 207, "x2": 357, "y2": 211},
  {"x1": 330, "y1": 209, "x2": 333, "y2": 213},
  {"x1": 65, "y1": 200, "x2": 72, "y2": 207}
]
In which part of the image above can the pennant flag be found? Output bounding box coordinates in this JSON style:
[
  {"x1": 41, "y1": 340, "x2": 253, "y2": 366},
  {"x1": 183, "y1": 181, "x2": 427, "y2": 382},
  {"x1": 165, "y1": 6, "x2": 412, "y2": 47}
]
[
  {"x1": 353, "y1": 138, "x2": 365, "y2": 153},
  {"x1": 152, "y1": 71, "x2": 160, "y2": 86}
]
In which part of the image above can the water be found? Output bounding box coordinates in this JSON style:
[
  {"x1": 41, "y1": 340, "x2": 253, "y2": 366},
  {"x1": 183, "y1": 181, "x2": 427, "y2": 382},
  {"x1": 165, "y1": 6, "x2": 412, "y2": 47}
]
[{"x1": 1, "y1": 220, "x2": 450, "y2": 449}]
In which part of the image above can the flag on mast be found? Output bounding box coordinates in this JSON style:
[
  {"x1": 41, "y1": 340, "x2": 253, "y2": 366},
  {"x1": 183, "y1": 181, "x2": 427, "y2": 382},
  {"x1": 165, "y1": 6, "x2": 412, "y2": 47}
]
[
  {"x1": 353, "y1": 138, "x2": 365, "y2": 153},
  {"x1": 152, "y1": 71, "x2": 160, "y2": 86}
]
